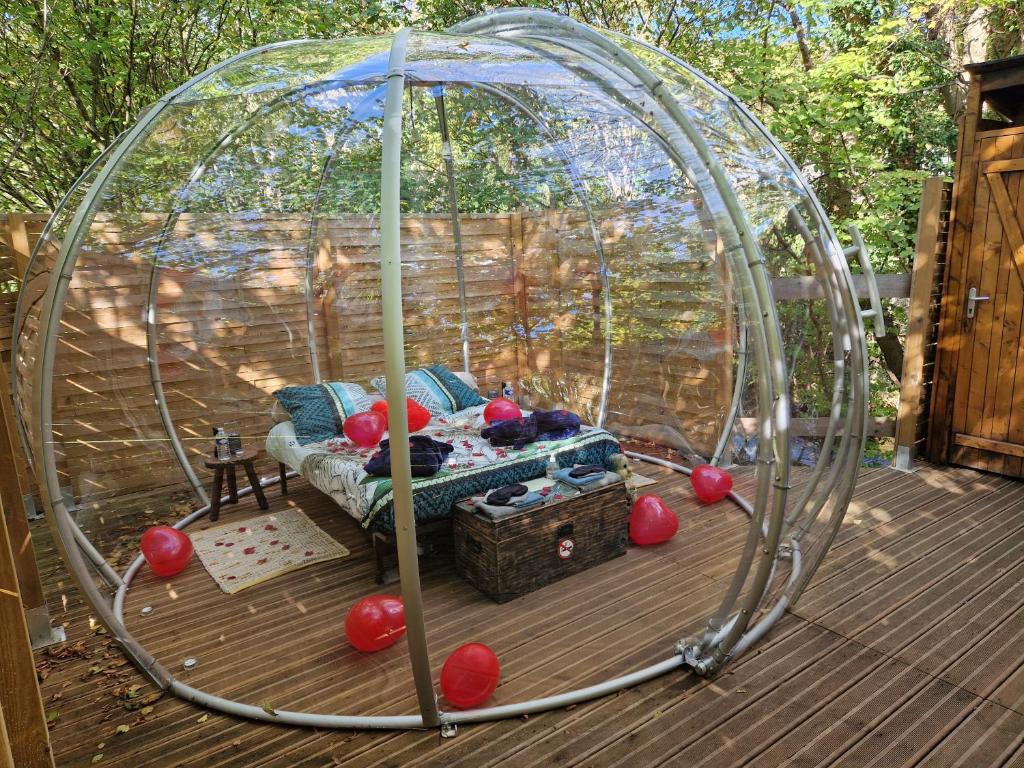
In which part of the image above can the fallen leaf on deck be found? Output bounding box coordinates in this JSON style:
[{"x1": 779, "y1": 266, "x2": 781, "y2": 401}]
[
  {"x1": 196, "y1": 714, "x2": 209, "y2": 723},
  {"x1": 115, "y1": 724, "x2": 130, "y2": 734},
  {"x1": 259, "y1": 701, "x2": 278, "y2": 716}
]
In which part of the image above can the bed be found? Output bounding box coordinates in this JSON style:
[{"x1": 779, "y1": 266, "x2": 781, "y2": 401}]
[{"x1": 266, "y1": 403, "x2": 622, "y2": 534}]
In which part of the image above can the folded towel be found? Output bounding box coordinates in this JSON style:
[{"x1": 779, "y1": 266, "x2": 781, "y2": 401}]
[
  {"x1": 552, "y1": 467, "x2": 615, "y2": 488},
  {"x1": 552, "y1": 468, "x2": 598, "y2": 487},
  {"x1": 485, "y1": 483, "x2": 529, "y2": 506},
  {"x1": 508, "y1": 491, "x2": 544, "y2": 509},
  {"x1": 569, "y1": 464, "x2": 605, "y2": 479}
]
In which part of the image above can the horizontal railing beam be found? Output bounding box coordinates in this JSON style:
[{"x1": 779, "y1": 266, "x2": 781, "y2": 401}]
[
  {"x1": 773, "y1": 273, "x2": 910, "y2": 301},
  {"x1": 738, "y1": 415, "x2": 896, "y2": 438}
]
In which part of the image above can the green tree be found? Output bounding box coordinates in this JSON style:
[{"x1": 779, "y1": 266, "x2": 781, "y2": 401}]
[{"x1": 0, "y1": 0, "x2": 408, "y2": 209}]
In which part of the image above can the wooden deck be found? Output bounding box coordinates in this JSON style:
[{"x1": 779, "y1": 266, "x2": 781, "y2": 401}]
[{"x1": 30, "y1": 462, "x2": 1024, "y2": 767}]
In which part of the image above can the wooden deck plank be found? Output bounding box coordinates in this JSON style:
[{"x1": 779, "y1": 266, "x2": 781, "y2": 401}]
[{"x1": 28, "y1": 462, "x2": 1024, "y2": 767}]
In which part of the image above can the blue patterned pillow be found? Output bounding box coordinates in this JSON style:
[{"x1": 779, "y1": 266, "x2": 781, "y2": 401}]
[
  {"x1": 273, "y1": 382, "x2": 374, "y2": 445},
  {"x1": 371, "y1": 364, "x2": 486, "y2": 417}
]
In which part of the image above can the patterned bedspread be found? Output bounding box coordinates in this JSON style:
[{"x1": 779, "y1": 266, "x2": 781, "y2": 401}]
[{"x1": 267, "y1": 405, "x2": 621, "y2": 533}]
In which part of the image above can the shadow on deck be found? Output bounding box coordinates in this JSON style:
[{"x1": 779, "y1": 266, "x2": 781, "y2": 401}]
[{"x1": 31, "y1": 462, "x2": 1024, "y2": 767}]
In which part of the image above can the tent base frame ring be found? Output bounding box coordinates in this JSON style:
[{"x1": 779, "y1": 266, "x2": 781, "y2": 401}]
[{"x1": 94, "y1": 456, "x2": 790, "y2": 729}]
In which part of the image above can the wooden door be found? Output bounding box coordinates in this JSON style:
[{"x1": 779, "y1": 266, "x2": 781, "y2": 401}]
[{"x1": 933, "y1": 123, "x2": 1024, "y2": 475}]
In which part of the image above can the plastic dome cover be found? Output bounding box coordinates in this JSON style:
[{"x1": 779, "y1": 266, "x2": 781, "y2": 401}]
[{"x1": 13, "y1": 10, "x2": 866, "y2": 727}]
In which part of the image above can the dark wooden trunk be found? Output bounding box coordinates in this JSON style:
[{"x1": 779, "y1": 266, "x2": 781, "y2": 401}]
[{"x1": 453, "y1": 481, "x2": 630, "y2": 603}]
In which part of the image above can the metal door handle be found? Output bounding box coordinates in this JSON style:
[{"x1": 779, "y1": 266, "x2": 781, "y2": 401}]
[{"x1": 967, "y1": 286, "x2": 990, "y2": 319}]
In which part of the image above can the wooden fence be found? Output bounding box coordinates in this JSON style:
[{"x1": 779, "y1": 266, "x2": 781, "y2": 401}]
[
  {"x1": 1, "y1": 180, "x2": 954, "y2": 510},
  {"x1": 1, "y1": 209, "x2": 731, "y2": 511}
]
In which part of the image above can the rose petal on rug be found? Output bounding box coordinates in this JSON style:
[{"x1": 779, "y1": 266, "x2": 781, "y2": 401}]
[{"x1": 190, "y1": 510, "x2": 349, "y2": 594}]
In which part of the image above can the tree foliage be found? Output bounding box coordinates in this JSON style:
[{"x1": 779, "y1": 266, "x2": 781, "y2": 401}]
[{"x1": 1, "y1": 0, "x2": 1019, "y2": 422}]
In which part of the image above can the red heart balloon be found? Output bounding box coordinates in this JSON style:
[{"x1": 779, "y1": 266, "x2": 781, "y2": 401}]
[
  {"x1": 628, "y1": 494, "x2": 679, "y2": 546},
  {"x1": 483, "y1": 397, "x2": 522, "y2": 424},
  {"x1": 367, "y1": 399, "x2": 431, "y2": 433},
  {"x1": 406, "y1": 399, "x2": 431, "y2": 432},
  {"x1": 690, "y1": 464, "x2": 734, "y2": 503},
  {"x1": 343, "y1": 411, "x2": 387, "y2": 448},
  {"x1": 345, "y1": 595, "x2": 406, "y2": 652},
  {"x1": 140, "y1": 526, "x2": 193, "y2": 577}
]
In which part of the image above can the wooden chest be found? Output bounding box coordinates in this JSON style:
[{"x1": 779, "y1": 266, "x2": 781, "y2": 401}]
[{"x1": 453, "y1": 478, "x2": 631, "y2": 603}]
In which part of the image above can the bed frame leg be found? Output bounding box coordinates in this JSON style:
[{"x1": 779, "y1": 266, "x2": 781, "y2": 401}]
[{"x1": 279, "y1": 462, "x2": 288, "y2": 495}]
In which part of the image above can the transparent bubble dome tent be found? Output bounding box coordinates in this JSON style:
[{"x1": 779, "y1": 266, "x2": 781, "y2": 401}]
[{"x1": 13, "y1": 9, "x2": 867, "y2": 730}]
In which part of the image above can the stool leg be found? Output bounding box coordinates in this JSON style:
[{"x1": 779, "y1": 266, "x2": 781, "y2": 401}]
[
  {"x1": 244, "y1": 461, "x2": 269, "y2": 510},
  {"x1": 226, "y1": 465, "x2": 238, "y2": 503},
  {"x1": 279, "y1": 462, "x2": 288, "y2": 495},
  {"x1": 210, "y1": 466, "x2": 224, "y2": 522}
]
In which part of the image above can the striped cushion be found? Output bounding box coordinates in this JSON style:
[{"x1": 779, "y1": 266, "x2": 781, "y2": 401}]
[
  {"x1": 371, "y1": 364, "x2": 486, "y2": 417},
  {"x1": 273, "y1": 382, "x2": 374, "y2": 445}
]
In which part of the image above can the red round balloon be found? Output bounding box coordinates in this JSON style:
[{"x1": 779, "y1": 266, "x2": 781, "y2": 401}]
[
  {"x1": 140, "y1": 526, "x2": 193, "y2": 577},
  {"x1": 345, "y1": 595, "x2": 406, "y2": 652},
  {"x1": 343, "y1": 411, "x2": 387, "y2": 448},
  {"x1": 366, "y1": 399, "x2": 431, "y2": 433},
  {"x1": 690, "y1": 464, "x2": 734, "y2": 504},
  {"x1": 440, "y1": 642, "x2": 501, "y2": 709},
  {"x1": 628, "y1": 494, "x2": 679, "y2": 546},
  {"x1": 483, "y1": 397, "x2": 522, "y2": 424}
]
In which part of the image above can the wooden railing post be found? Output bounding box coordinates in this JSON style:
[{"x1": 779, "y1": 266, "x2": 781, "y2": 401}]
[
  {"x1": 0, "y1": 492, "x2": 55, "y2": 768},
  {"x1": 0, "y1": 698, "x2": 15, "y2": 768},
  {"x1": 510, "y1": 211, "x2": 528, "y2": 388},
  {"x1": 894, "y1": 177, "x2": 948, "y2": 471},
  {"x1": 4, "y1": 214, "x2": 32, "y2": 281}
]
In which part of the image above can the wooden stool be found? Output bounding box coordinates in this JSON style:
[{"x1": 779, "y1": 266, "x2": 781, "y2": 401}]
[{"x1": 203, "y1": 448, "x2": 268, "y2": 522}]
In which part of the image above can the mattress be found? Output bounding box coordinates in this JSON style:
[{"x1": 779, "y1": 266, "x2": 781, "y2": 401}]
[{"x1": 266, "y1": 404, "x2": 622, "y2": 533}]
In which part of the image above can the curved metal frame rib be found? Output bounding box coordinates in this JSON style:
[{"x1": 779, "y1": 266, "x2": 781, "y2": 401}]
[{"x1": 432, "y1": 86, "x2": 473, "y2": 375}]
